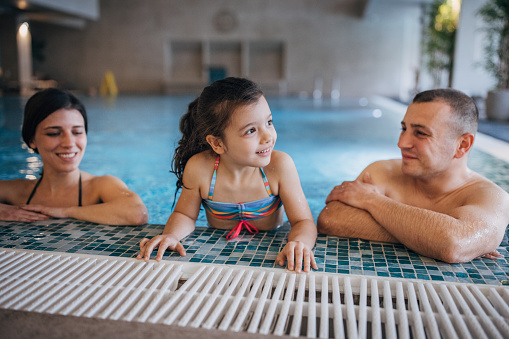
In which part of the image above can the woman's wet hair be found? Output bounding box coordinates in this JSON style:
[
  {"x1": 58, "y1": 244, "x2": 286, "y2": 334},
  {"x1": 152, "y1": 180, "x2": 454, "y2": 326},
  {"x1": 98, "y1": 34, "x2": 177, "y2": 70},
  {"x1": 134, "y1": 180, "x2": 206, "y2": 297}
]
[
  {"x1": 171, "y1": 77, "x2": 263, "y2": 196},
  {"x1": 22, "y1": 88, "x2": 88, "y2": 153},
  {"x1": 412, "y1": 88, "x2": 478, "y2": 136}
]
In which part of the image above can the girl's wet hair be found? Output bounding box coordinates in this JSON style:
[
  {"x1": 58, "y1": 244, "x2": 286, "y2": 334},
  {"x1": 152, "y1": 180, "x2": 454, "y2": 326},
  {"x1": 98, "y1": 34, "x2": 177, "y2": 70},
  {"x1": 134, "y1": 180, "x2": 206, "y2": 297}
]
[
  {"x1": 171, "y1": 77, "x2": 263, "y2": 196},
  {"x1": 22, "y1": 88, "x2": 88, "y2": 154}
]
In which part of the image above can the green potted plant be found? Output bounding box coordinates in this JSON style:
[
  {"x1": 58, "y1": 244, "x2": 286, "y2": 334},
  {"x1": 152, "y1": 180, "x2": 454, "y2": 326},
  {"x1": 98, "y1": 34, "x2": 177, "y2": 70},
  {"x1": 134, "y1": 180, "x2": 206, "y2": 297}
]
[
  {"x1": 478, "y1": 0, "x2": 509, "y2": 120},
  {"x1": 423, "y1": 0, "x2": 459, "y2": 88}
]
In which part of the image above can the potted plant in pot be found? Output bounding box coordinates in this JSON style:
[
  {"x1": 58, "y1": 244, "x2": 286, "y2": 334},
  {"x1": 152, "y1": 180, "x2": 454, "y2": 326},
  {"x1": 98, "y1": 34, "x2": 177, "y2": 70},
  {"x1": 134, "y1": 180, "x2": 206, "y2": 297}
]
[{"x1": 478, "y1": 0, "x2": 509, "y2": 121}]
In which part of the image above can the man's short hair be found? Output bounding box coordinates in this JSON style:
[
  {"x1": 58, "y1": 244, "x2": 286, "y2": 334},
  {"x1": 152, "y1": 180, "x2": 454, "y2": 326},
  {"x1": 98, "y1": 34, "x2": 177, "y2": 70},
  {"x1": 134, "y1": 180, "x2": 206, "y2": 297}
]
[{"x1": 412, "y1": 88, "x2": 478, "y2": 136}]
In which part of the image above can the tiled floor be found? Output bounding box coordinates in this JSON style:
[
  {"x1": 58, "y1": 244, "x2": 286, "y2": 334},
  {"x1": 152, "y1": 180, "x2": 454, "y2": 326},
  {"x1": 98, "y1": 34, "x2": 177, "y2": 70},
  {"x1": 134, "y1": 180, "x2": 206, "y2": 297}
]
[{"x1": 1, "y1": 217, "x2": 508, "y2": 286}]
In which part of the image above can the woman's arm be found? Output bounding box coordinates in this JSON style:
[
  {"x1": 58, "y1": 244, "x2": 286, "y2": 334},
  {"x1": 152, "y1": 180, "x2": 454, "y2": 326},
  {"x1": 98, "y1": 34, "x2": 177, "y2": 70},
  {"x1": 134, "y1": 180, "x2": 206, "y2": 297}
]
[
  {"x1": 21, "y1": 175, "x2": 148, "y2": 225},
  {"x1": 0, "y1": 180, "x2": 49, "y2": 222},
  {"x1": 270, "y1": 152, "x2": 318, "y2": 272}
]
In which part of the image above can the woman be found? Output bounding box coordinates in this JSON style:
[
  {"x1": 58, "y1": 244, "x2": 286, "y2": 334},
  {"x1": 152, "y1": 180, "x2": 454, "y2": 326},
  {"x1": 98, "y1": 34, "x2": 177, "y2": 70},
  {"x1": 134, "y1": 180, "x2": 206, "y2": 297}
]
[{"x1": 0, "y1": 88, "x2": 148, "y2": 225}]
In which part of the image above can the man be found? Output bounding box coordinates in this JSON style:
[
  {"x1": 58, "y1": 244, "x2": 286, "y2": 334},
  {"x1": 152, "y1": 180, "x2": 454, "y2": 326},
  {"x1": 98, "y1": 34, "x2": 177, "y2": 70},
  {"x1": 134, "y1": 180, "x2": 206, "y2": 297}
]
[{"x1": 317, "y1": 89, "x2": 509, "y2": 263}]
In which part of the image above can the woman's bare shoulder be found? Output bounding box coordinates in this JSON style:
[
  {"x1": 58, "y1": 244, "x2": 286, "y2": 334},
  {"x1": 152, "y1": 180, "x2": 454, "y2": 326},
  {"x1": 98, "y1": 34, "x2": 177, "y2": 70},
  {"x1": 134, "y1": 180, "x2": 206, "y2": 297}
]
[
  {"x1": 84, "y1": 172, "x2": 125, "y2": 187},
  {"x1": 0, "y1": 178, "x2": 36, "y2": 204}
]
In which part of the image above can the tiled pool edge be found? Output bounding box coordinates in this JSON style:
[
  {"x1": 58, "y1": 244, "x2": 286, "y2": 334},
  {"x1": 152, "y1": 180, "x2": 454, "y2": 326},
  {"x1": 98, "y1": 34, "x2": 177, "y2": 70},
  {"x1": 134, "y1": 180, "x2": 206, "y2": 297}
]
[{"x1": 1, "y1": 220, "x2": 508, "y2": 286}]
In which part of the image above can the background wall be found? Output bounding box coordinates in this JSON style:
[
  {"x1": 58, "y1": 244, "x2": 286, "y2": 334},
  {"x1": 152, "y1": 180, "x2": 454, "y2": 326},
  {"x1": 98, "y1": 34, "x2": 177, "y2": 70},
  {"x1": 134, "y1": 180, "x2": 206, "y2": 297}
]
[
  {"x1": 22, "y1": 0, "x2": 421, "y2": 99},
  {"x1": 452, "y1": 0, "x2": 496, "y2": 96},
  {"x1": 0, "y1": 0, "x2": 495, "y2": 100}
]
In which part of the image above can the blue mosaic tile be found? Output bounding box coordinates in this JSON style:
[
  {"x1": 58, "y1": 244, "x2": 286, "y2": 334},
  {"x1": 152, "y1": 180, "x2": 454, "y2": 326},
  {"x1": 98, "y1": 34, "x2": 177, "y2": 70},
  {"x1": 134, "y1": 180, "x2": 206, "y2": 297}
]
[{"x1": 1, "y1": 169, "x2": 509, "y2": 288}]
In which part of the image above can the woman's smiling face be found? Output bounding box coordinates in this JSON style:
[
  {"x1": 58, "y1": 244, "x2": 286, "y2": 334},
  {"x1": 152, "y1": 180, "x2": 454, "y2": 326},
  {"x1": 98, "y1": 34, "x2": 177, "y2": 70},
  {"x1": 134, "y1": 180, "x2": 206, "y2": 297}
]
[{"x1": 29, "y1": 108, "x2": 87, "y2": 173}]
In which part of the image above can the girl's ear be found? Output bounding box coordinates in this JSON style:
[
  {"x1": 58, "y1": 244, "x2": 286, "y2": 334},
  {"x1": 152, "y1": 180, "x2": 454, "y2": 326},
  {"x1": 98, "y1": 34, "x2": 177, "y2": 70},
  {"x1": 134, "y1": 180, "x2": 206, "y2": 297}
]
[{"x1": 206, "y1": 135, "x2": 226, "y2": 154}]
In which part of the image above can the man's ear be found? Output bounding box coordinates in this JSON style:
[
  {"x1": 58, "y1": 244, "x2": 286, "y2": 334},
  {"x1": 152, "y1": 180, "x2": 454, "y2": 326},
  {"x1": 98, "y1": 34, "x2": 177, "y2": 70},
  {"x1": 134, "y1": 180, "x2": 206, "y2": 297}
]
[
  {"x1": 454, "y1": 133, "x2": 474, "y2": 159},
  {"x1": 206, "y1": 135, "x2": 226, "y2": 154}
]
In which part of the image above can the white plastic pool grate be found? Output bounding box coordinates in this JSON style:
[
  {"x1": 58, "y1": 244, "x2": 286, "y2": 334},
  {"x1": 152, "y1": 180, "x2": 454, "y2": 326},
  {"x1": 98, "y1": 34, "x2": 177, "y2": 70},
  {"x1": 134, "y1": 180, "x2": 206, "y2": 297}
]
[{"x1": 1, "y1": 248, "x2": 508, "y2": 338}]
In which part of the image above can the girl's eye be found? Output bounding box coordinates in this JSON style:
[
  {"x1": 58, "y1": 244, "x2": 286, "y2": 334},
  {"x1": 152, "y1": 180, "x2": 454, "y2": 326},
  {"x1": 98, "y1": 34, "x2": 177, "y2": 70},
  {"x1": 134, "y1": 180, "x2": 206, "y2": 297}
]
[
  {"x1": 246, "y1": 128, "x2": 256, "y2": 135},
  {"x1": 267, "y1": 119, "x2": 273, "y2": 126}
]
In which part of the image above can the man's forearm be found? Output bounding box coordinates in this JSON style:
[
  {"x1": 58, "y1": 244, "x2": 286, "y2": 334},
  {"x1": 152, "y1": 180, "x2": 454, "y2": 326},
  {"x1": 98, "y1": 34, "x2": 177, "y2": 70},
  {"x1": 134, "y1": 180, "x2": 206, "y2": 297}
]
[
  {"x1": 364, "y1": 196, "x2": 496, "y2": 263},
  {"x1": 317, "y1": 201, "x2": 398, "y2": 242}
]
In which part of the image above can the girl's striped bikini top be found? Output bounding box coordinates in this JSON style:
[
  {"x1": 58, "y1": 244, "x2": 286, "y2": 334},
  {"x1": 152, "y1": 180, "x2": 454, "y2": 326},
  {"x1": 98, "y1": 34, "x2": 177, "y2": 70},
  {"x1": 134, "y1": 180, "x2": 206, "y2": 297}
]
[{"x1": 201, "y1": 156, "x2": 282, "y2": 221}]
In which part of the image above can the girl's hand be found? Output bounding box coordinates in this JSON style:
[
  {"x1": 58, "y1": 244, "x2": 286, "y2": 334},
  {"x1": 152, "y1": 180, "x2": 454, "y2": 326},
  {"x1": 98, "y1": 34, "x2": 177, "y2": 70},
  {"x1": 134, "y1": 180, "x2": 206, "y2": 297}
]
[
  {"x1": 276, "y1": 241, "x2": 318, "y2": 273},
  {"x1": 0, "y1": 204, "x2": 50, "y2": 222},
  {"x1": 137, "y1": 234, "x2": 186, "y2": 262}
]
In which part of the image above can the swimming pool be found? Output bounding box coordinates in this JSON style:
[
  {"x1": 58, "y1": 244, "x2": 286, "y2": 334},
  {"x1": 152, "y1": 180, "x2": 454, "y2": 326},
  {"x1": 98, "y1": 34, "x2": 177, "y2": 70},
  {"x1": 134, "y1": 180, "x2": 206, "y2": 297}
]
[
  {"x1": 2, "y1": 94, "x2": 509, "y2": 286},
  {"x1": 2, "y1": 95, "x2": 508, "y2": 224},
  {"x1": 0, "y1": 95, "x2": 411, "y2": 224}
]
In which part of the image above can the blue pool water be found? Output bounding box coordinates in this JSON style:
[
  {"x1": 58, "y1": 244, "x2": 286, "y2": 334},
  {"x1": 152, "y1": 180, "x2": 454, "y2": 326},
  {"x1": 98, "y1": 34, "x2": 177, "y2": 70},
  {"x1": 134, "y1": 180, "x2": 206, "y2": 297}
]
[
  {"x1": 1, "y1": 95, "x2": 508, "y2": 225},
  {"x1": 1, "y1": 95, "x2": 405, "y2": 224},
  {"x1": 2, "y1": 94, "x2": 509, "y2": 285}
]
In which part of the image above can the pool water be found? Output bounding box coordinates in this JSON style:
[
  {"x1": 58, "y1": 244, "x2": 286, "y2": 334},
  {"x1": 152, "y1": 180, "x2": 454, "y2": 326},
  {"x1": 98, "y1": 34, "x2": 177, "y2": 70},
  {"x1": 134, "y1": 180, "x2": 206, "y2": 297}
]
[
  {"x1": 2, "y1": 94, "x2": 509, "y2": 285},
  {"x1": 1, "y1": 95, "x2": 406, "y2": 224}
]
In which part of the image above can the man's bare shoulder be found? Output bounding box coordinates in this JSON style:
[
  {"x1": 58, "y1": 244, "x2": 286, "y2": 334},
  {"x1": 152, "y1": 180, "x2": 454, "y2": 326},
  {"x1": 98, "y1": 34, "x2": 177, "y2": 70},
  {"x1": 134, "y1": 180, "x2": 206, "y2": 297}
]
[
  {"x1": 361, "y1": 159, "x2": 403, "y2": 181},
  {"x1": 464, "y1": 171, "x2": 509, "y2": 203}
]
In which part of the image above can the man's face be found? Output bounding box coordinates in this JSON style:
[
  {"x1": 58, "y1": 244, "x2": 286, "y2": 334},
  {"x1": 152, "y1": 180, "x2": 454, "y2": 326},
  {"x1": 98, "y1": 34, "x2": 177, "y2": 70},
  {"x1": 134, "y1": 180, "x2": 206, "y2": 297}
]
[{"x1": 398, "y1": 101, "x2": 459, "y2": 178}]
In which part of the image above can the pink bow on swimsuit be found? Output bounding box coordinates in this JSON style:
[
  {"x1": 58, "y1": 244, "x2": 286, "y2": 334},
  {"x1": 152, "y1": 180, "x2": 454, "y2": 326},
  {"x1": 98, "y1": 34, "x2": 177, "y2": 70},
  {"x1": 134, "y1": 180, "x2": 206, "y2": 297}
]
[{"x1": 226, "y1": 220, "x2": 259, "y2": 240}]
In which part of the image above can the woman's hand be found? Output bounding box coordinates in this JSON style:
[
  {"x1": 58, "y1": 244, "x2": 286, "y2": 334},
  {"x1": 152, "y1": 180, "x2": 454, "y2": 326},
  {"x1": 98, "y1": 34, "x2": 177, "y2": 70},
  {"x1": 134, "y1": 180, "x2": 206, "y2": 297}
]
[
  {"x1": 21, "y1": 204, "x2": 69, "y2": 219},
  {"x1": 0, "y1": 203, "x2": 50, "y2": 222},
  {"x1": 276, "y1": 240, "x2": 318, "y2": 273},
  {"x1": 137, "y1": 234, "x2": 186, "y2": 262}
]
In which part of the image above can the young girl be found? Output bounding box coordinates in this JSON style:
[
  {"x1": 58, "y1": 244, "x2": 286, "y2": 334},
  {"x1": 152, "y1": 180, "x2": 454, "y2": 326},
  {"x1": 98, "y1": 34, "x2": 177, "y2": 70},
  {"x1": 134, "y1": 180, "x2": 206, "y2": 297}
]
[{"x1": 137, "y1": 77, "x2": 317, "y2": 272}]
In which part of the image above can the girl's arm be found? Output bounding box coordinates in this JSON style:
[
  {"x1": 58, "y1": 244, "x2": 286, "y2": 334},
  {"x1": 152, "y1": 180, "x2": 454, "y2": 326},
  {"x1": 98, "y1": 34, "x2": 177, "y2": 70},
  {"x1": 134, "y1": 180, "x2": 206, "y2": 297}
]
[
  {"x1": 21, "y1": 175, "x2": 148, "y2": 225},
  {"x1": 138, "y1": 155, "x2": 205, "y2": 261},
  {"x1": 270, "y1": 152, "x2": 318, "y2": 272}
]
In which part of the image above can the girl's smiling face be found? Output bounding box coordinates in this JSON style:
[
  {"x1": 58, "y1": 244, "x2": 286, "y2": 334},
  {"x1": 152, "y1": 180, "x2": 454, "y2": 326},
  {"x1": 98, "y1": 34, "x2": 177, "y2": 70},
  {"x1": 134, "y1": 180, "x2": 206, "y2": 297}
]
[
  {"x1": 29, "y1": 108, "x2": 87, "y2": 173},
  {"x1": 220, "y1": 96, "x2": 277, "y2": 168}
]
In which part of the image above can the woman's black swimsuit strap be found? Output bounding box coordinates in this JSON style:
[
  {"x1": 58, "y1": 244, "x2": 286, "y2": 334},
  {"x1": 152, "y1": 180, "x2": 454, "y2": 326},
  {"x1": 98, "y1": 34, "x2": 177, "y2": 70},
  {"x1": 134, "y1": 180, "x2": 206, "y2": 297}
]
[
  {"x1": 26, "y1": 172, "x2": 82, "y2": 207},
  {"x1": 26, "y1": 173, "x2": 43, "y2": 205}
]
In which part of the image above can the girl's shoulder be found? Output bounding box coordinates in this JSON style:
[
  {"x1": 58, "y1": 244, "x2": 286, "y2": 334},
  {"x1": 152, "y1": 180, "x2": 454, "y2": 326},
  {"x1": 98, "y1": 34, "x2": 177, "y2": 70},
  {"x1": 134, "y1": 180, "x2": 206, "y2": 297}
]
[
  {"x1": 182, "y1": 151, "x2": 217, "y2": 184},
  {"x1": 186, "y1": 151, "x2": 217, "y2": 172},
  {"x1": 266, "y1": 150, "x2": 294, "y2": 170},
  {"x1": 263, "y1": 150, "x2": 297, "y2": 180}
]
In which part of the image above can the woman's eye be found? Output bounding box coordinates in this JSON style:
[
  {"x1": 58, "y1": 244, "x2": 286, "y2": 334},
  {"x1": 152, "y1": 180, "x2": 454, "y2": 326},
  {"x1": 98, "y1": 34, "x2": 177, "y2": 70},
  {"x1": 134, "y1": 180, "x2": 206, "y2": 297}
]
[{"x1": 45, "y1": 132, "x2": 59, "y2": 137}]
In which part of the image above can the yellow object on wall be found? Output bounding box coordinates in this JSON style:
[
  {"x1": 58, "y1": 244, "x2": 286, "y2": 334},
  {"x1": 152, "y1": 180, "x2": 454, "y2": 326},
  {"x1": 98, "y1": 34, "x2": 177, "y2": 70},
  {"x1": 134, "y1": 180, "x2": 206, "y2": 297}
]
[{"x1": 100, "y1": 71, "x2": 118, "y2": 96}]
